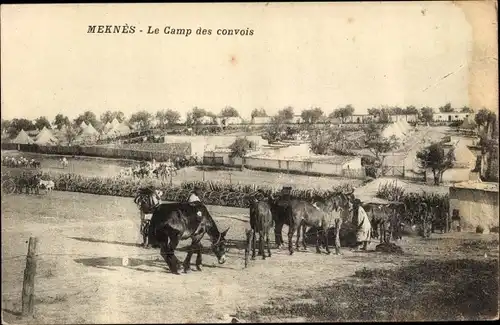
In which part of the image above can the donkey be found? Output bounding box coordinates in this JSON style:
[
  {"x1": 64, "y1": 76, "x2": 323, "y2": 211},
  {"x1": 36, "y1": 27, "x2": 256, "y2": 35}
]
[
  {"x1": 245, "y1": 198, "x2": 274, "y2": 267},
  {"x1": 272, "y1": 190, "x2": 354, "y2": 255},
  {"x1": 149, "y1": 202, "x2": 230, "y2": 274}
]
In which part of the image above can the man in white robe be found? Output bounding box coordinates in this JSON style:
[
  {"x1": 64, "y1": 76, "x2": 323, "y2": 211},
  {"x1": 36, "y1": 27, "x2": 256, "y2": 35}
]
[{"x1": 353, "y1": 198, "x2": 372, "y2": 251}]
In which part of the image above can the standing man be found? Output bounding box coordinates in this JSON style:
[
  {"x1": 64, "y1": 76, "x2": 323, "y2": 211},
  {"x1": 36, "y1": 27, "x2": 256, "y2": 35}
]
[{"x1": 352, "y1": 198, "x2": 372, "y2": 251}]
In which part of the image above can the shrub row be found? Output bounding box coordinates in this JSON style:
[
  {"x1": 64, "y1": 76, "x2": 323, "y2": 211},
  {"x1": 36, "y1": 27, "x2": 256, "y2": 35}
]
[{"x1": 376, "y1": 181, "x2": 449, "y2": 225}]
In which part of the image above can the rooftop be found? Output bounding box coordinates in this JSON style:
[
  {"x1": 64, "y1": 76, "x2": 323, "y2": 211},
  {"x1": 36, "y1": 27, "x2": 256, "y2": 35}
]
[{"x1": 451, "y1": 181, "x2": 499, "y2": 193}]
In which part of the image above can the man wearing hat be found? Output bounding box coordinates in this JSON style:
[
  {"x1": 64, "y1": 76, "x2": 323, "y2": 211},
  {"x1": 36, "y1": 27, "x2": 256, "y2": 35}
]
[{"x1": 352, "y1": 198, "x2": 372, "y2": 251}]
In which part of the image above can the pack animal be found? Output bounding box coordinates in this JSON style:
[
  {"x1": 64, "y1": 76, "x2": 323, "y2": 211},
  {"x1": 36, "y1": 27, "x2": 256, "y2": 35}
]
[
  {"x1": 272, "y1": 189, "x2": 354, "y2": 255},
  {"x1": 245, "y1": 198, "x2": 274, "y2": 267},
  {"x1": 148, "y1": 202, "x2": 230, "y2": 274},
  {"x1": 363, "y1": 202, "x2": 405, "y2": 243}
]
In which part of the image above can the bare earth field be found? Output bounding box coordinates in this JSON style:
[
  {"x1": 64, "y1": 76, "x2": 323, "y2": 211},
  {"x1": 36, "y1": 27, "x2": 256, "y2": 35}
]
[
  {"x1": 1, "y1": 151, "x2": 363, "y2": 190},
  {"x1": 2, "y1": 191, "x2": 498, "y2": 323}
]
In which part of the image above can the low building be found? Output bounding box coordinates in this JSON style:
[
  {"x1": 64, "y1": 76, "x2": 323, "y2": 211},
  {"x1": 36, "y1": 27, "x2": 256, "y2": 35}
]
[
  {"x1": 388, "y1": 114, "x2": 419, "y2": 123},
  {"x1": 251, "y1": 116, "x2": 272, "y2": 124},
  {"x1": 433, "y1": 112, "x2": 471, "y2": 122},
  {"x1": 448, "y1": 181, "x2": 499, "y2": 231}
]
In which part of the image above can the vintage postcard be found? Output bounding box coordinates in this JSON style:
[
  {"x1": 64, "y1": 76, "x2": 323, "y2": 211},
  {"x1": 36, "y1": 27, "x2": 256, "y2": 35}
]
[{"x1": 1, "y1": 1, "x2": 498, "y2": 323}]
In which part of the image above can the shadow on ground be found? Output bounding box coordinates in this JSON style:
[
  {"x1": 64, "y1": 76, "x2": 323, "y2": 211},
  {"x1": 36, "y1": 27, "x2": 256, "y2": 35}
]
[
  {"x1": 69, "y1": 237, "x2": 143, "y2": 248},
  {"x1": 237, "y1": 258, "x2": 498, "y2": 322}
]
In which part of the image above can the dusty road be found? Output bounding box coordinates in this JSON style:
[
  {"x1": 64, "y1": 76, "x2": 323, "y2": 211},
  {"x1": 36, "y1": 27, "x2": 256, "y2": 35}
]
[{"x1": 2, "y1": 191, "x2": 497, "y2": 323}]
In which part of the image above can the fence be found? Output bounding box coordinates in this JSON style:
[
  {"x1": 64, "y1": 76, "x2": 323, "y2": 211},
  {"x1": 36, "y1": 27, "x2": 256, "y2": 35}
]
[
  {"x1": 1, "y1": 143, "x2": 191, "y2": 161},
  {"x1": 200, "y1": 156, "x2": 367, "y2": 179}
]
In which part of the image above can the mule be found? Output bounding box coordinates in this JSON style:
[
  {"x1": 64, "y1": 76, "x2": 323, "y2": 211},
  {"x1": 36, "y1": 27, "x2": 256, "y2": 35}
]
[
  {"x1": 245, "y1": 198, "x2": 274, "y2": 267},
  {"x1": 134, "y1": 187, "x2": 163, "y2": 248},
  {"x1": 148, "y1": 202, "x2": 230, "y2": 274},
  {"x1": 272, "y1": 190, "x2": 354, "y2": 255},
  {"x1": 364, "y1": 202, "x2": 405, "y2": 244}
]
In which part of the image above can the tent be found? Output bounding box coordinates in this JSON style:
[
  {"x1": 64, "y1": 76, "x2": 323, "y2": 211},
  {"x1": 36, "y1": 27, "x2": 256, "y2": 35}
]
[
  {"x1": 76, "y1": 123, "x2": 99, "y2": 143},
  {"x1": 80, "y1": 121, "x2": 88, "y2": 129},
  {"x1": 103, "y1": 122, "x2": 113, "y2": 133},
  {"x1": 111, "y1": 118, "x2": 120, "y2": 128},
  {"x1": 452, "y1": 140, "x2": 477, "y2": 168},
  {"x1": 382, "y1": 123, "x2": 405, "y2": 140},
  {"x1": 460, "y1": 114, "x2": 477, "y2": 130},
  {"x1": 107, "y1": 122, "x2": 131, "y2": 137},
  {"x1": 34, "y1": 127, "x2": 58, "y2": 145},
  {"x1": 12, "y1": 129, "x2": 34, "y2": 144}
]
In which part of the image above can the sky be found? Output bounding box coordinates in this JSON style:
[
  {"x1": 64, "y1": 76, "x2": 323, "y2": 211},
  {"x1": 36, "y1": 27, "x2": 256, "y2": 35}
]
[{"x1": 1, "y1": 2, "x2": 497, "y2": 122}]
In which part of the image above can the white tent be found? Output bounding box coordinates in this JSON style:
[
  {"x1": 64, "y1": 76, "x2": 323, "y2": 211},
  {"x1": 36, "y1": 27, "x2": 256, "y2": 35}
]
[
  {"x1": 111, "y1": 118, "x2": 120, "y2": 128},
  {"x1": 453, "y1": 140, "x2": 477, "y2": 168},
  {"x1": 35, "y1": 127, "x2": 58, "y2": 145},
  {"x1": 81, "y1": 123, "x2": 99, "y2": 136},
  {"x1": 103, "y1": 122, "x2": 113, "y2": 133},
  {"x1": 76, "y1": 123, "x2": 99, "y2": 143},
  {"x1": 107, "y1": 122, "x2": 131, "y2": 137},
  {"x1": 460, "y1": 114, "x2": 477, "y2": 130},
  {"x1": 12, "y1": 129, "x2": 34, "y2": 144},
  {"x1": 80, "y1": 121, "x2": 88, "y2": 129}
]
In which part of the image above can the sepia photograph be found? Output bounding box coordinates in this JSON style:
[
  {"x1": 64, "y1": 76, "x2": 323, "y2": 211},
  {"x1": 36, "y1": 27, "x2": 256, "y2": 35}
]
[{"x1": 1, "y1": 1, "x2": 498, "y2": 323}]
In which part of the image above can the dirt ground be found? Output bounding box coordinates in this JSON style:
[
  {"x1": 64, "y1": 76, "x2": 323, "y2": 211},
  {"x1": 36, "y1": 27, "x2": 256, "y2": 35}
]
[{"x1": 2, "y1": 191, "x2": 498, "y2": 323}]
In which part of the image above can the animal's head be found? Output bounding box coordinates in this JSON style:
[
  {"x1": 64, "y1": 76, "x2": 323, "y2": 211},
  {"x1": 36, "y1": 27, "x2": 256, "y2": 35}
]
[{"x1": 211, "y1": 227, "x2": 230, "y2": 264}]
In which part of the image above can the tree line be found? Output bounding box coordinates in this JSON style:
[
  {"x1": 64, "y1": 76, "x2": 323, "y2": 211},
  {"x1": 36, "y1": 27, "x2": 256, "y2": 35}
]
[{"x1": 0, "y1": 103, "x2": 486, "y2": 139}]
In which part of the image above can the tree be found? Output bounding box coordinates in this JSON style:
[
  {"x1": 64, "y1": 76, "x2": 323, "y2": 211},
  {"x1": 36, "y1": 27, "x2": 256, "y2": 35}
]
[
  {"x1": 367, "y1": 108, "x2": 381, "y2": 118},
  {"x1": 64, "y1": 124, "x2": 79, "y2": 145},
  {"x1": 229, "y1": 137, "x2": 255, "y2": 158},
  {"x1": 438, "y1": 103, "x2": 454, "y2": 113},
  {"x1": 6, "y1": 118, "x2": 36, "y2": 138},
  {"x1": 100, "y1": 110, "x2": 124, "y2": 125},
  {"x1": 389, "y1": 106, "x2": 405, "y2": 115},
  {"x1": 129, "y1": 110, "x2": 153, "y2": 130},
  {"x1": 74, "y1": 111, "x2": 99, "y2": 128},
  {"x1": 416, "y1": 143, "x2": 455, "y2": 185},
  {"x1": 220, "y1": 106, "x2": 240, "y2": 118},
  {"x1": 460, "y1": 106, "x2": 473, "y2": 113},
  {"x1": 186, "y1": 107, "x2": 215, "y2": 125},
  {"x1": 164, "y1": 109, "x2": 181, "y2": 126},
  {"x1": 475, "y1": 108, "x2": 492, "y2": 131},
  {"x1": 301, "y1": 107, "x2": 324, "y2": 124},
  {"x1": 53, "y1": 114, "x2": 70, "y2": 130},
  {"x1": 34, "y1": 116, "x2": 51, "y2": 130},
  {"x1": 251, "y1": 108, "x2": 267, "y2": 119},
  {"x1": 277, "y1": 106, "x2": 294, "y2": 121},
  {"x1": 309, "y1": 127, "x2": 346, "y2": 155},
  {"x1": 330, "y1": 105, "x2": 355, "y2": 123},
  {"x1": 420, "y1": 107, "x2": 434, "y2": 123},
  {"x1": 363, "y1": 123, "x2": 399, "y2": 176},
  {"x1": 1, "y1": 119, "x2": 11, "y2": 133},
  {"x1": 404, "y1": 105, "x2": 419, "y2": 115},
  {"x1": 264, "y1": 116, "x2": 286, "y2": 142}
]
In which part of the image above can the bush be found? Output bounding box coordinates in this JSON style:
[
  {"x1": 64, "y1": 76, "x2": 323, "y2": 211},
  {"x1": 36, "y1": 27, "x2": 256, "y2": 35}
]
[
  {"x1": 476, "y1": 225, "x2": 485, "y2": 234},
  {"x1": 3, "y1": 171, "x2": 356, "y2": 209}
]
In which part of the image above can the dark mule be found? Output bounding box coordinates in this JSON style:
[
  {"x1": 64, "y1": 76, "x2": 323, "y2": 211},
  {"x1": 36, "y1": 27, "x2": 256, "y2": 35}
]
[
  {"x1": 245, "y1": 198, "x2": 274, "y2": 267},
  {"x1": 364, "y1": 202, "x2": 406, "y2": 244},
  {"x1": 134, "y1": 187, "x2": 162, "y2": 248},
  {"x1": 273, "y1": 190, "x2": 354, "y2": 255},
  {"x1": 148, "y1": 202, "x2": 230, "y2": 274}
]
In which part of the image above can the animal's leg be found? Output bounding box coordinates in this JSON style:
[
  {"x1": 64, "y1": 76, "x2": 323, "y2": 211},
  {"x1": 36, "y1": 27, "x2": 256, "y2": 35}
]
[
  {"x1": 259, "y1": 231, "x2": 265, "y2": 260},
  {"x1": 274, "y1": 222, "x2": 283, "y2": 249},
  {"x1": 166, "y1": 235, "x2": 181, "y2": 274},
  {"x1": 323, "y1": 227, "x2": 331, "y2": 255},
  {"x1": 295, "y1": 222, "x2": 301, "y2": 250},
  {"x1": 244, "y1": 229, "x2": 252, "y2": 268},
  {"x1": 195, "y1": 242, "x2": 203, "y2": 271},
  {"x1": 288, "y1": 223, "x2": 298, "y2": 255},
  {"x1": 183, "y1": 241, "x2": 194, "y2": 273},
  {"x1": 334, "y1": 218, "x2": 342, "y2": 255},
  {"x1": 251, "y1": 229, "x2": 257, "y2": 260},
  {"x1": 301, "y1": 223, "x2": 307, "y2": 250},
  {"x1": 379, "y1": 223, "x2": 384, "y2": 244},
  {"x1": 315, "y1": 228, "x2": 322, "y2": 254},
  {"x1": 266, "y1": 230, "x2": 272, "y2": 258}
]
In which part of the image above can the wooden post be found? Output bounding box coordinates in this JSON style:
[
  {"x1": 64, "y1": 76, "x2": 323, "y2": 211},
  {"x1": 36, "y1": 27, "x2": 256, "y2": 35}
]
[
  {"x1": 22, "y1": 237, "x2": 38, "y2": 317},
  {"x1": 202, "y1": 170, "x2": 205, "y2": 182},
  {"x1": 229, "y1": 174, "x2": 232, "y2": 184}
]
